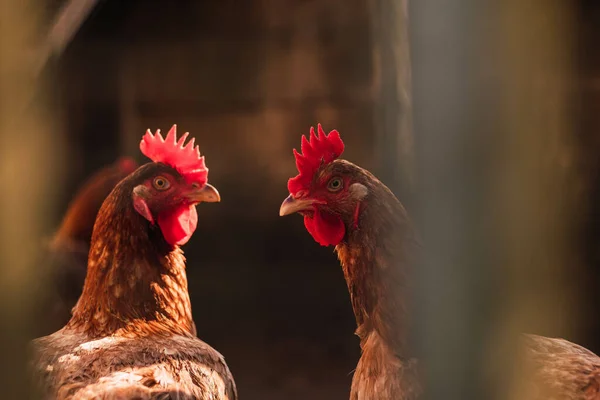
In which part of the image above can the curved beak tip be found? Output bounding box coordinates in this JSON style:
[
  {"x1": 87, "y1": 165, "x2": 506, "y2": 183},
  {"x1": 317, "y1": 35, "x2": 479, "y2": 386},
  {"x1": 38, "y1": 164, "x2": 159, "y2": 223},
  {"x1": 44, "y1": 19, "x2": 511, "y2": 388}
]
[
  {"x1": 279, "y1": 194, "x2": 315, "y2": 216},
  {"x1": 279, "y1": 194, "x2": 294, "y2": 217},
  {"x1": 206, "y1": 184, "x2": 221, "y2": 203},
  {"x1": 193, "y1": 183, "x2": 221, "y2": 203}
]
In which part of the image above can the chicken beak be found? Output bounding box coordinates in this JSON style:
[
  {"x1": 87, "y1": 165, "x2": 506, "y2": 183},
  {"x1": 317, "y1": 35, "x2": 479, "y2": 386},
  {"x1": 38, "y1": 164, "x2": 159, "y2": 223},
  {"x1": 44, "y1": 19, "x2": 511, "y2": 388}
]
[
  {"x1": 187, "y1": 183, "x2": 221, "y2": 204},
  {"x1": 279, "y1": 194, "x2": 316, "y2": 216}
]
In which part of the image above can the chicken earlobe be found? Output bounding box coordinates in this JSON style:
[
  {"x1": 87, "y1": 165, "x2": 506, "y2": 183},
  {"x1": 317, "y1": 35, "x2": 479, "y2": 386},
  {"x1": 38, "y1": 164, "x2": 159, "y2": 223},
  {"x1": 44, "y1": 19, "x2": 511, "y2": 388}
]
[
  {"x1": 348, "y1": 182, "x2": 368, "y2": 200},
  {"x1": 132, "y1": 186, "x2": 155, "y2": 224}
]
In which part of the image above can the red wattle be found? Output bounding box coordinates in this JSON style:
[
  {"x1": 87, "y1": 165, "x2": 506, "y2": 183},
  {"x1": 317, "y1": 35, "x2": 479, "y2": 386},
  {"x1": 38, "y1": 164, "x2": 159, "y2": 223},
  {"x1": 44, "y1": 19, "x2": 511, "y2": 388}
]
[
  {"x1": 304, "y1": 210, "x2": 345, "y2": 246},
  {"x1": 157, "y1": 204, "x2": 198, "y2": 246}
]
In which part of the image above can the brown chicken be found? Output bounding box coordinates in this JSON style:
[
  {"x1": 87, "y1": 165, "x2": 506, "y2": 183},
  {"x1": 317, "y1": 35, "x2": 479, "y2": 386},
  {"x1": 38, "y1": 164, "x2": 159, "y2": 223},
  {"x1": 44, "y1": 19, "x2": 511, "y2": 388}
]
[
  {"x1": 279, "y1": 125, "x2": 421, "y2": 400},
  {"x1": 515, "y1": 334, "x2": 600, "y2": 399},
  {"x1": 36, "y1": 157, "x2": 138, "y2": 336},
  {"x1": 279, "y1": 124, "x2": 600, "y2": 400},
  {"x1": 31, "y1": 125, "x2": 237, "y2": 400}
]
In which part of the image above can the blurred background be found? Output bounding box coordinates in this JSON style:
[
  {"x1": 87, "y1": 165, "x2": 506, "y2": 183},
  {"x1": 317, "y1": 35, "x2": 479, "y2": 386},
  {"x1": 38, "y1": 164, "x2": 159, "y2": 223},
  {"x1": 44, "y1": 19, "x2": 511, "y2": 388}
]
[{"x1": 1, "y1": 0, "x2": 600, "y2": 399}]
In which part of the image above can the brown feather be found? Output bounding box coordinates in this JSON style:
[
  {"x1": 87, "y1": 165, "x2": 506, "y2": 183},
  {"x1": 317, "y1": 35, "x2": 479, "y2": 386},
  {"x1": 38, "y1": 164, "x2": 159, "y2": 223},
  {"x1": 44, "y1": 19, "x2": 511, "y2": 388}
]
[
  {"x1": 319, "y1": 160, "x2": 422, "y2": 400},
  {"x1": 32, "y1": 332, "x2": 235, "y2": 400},
  {"x1": 514, "y1": 334, "x2": 600, "y2": 400},
  {"x1": 34, "y1": 159, "x2": 136, "y2": 337}
]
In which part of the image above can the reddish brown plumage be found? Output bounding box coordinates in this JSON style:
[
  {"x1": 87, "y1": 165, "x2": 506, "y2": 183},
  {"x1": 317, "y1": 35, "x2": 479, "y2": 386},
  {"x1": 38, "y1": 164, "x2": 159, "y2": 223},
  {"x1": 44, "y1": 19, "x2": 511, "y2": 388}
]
[
  {"x1": 66, "y1": 164, "x2": 196, "y2": 338},
  {"x1": 282, "y1": 158, "x2": 422, "y2": 400},
  {"x1": 31, "y1": 162, "x2": 236, "y2": 399},
  {"x1": 332, "y1": 162, "x2": 421, "y2": 400},
  {"x1": 35, "y1": 157, "x2": 137, "y2": 337},
  {"x1": 515, "y1": 334, "x2": 600, "y2": 400}
]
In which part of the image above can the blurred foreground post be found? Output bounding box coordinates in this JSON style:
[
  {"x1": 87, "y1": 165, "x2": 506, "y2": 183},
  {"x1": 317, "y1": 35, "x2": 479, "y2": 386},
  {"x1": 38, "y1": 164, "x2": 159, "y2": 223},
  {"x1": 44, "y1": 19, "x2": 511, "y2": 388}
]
[
  {"x1": 0, "y1": 0, "x2": 63, "y2": 397},
  {"x1": 410, "y1": 1, "x2": 578, "y2": 399},
  {"x1": 370, "y1": 0, "x2": 414, "y2": 206}
]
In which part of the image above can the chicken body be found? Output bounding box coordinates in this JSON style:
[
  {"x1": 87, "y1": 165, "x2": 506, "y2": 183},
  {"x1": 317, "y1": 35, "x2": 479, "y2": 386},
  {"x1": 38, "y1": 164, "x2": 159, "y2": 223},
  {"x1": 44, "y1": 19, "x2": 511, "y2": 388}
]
[
  {"x1": 31, "y1": 161, "x2": 236, "y2": 400},
  {"x1": 33, "y1": 331, "x2": 234, "y2": 399}
]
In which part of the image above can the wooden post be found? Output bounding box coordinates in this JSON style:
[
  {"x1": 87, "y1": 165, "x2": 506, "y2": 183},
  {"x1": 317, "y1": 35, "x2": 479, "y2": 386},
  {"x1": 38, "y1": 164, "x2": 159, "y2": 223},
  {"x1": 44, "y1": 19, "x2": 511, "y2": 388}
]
[{"x1": 410, "y1": 1, "x2": 578, "y2": 399}]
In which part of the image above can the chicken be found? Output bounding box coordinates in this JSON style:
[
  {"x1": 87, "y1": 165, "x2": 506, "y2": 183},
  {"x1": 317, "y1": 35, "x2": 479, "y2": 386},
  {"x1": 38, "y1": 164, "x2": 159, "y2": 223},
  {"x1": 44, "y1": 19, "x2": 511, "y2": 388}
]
[
  {"x1": 279, "y1": 124, "x2": 600, "y2": 400},
  {"x1": 35, "y1": 157, "x2": 138, "y2": 336},
  {"x1": 514, "y1": 334, "x2": 600, "y2": 400},
  {"x1": 279, "y1": 124, "x2": 422, "y2": 400},
  {"x1": 31, "y1": 125, "x2": 237, "y2": 400}
]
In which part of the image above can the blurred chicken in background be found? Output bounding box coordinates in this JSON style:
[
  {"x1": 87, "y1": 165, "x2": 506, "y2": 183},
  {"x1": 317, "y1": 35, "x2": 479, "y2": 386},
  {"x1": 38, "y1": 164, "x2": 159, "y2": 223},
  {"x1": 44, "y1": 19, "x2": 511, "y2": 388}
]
[
  {"x1": 34, "y1": 157, "x2": 137, "y2": 337},
  {"x1": 515, "y1": 334, "x2": 600, "y2": 400}
]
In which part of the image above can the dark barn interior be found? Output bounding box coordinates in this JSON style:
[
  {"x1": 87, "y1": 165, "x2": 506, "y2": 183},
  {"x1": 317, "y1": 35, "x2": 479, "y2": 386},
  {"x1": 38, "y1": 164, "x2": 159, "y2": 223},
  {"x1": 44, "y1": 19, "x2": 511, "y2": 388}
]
[{"x1": 3, "y1": 0, "x2": 599, "y2": 399}]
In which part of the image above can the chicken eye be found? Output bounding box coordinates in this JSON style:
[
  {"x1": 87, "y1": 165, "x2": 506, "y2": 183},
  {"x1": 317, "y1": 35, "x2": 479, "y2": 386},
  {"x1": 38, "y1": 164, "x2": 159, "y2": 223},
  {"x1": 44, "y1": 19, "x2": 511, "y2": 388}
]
[
  {"x1": 152, "y1": 176, "x2": 170, "y2": 191},
  {"x1": 327, "y1": 177, "x2": 343, "y2": 192}
]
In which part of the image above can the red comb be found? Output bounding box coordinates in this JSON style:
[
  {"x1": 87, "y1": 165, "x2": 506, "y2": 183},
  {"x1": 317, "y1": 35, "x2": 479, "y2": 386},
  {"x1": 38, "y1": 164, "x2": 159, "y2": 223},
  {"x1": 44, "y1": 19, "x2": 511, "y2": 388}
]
[
  {"x1": 140, "y1": 124, "x2": 208, "y2": 185},
  {"x1": 287, "y1": 123, "x2": 344, "y2": 195}
]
